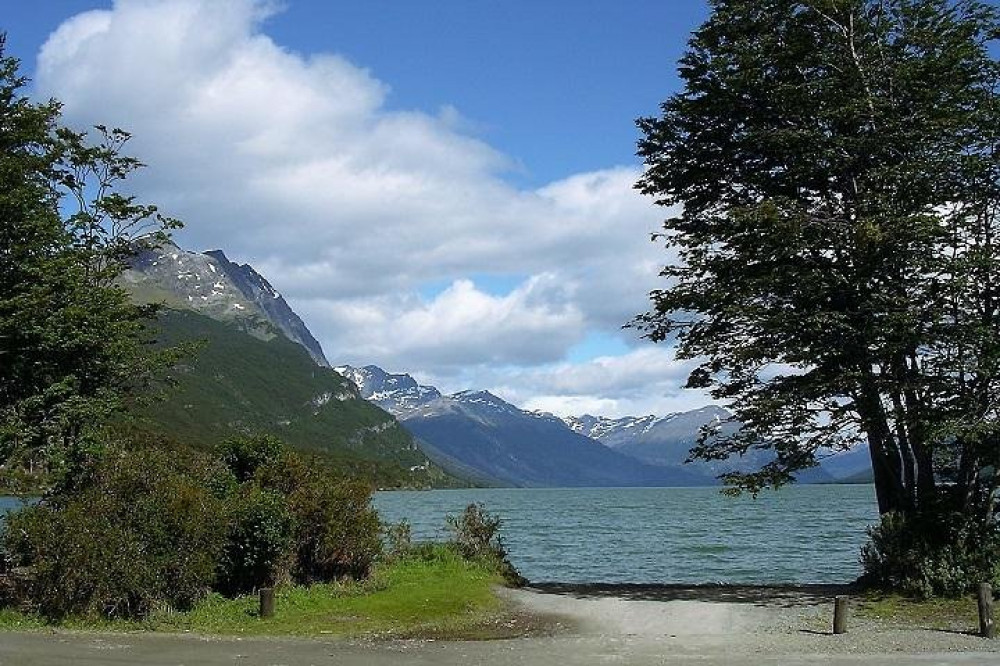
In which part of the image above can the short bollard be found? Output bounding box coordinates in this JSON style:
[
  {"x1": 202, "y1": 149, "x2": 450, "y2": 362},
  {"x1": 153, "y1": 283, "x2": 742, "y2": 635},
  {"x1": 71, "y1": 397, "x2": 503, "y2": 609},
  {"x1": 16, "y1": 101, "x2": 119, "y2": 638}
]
[
  {"x1": 833, "y1": 595, "x2": 848, "y2": 635},
  {"x1": 978, "y1": 583, "x2": 995, "y2": 639},
  {"x1": 259, "y1": 587, "x2": 275, "y2": 619}
]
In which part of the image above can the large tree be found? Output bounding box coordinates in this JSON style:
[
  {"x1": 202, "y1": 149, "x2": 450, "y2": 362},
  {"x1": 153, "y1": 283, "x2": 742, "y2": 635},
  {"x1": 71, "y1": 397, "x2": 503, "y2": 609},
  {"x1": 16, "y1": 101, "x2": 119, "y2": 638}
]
[
  {"x1": 636, "y1": 0, "x2": 1000, "y2": 527},
  {"x1": 0, "y1": 37, "x2": 179, "y2": 487}
]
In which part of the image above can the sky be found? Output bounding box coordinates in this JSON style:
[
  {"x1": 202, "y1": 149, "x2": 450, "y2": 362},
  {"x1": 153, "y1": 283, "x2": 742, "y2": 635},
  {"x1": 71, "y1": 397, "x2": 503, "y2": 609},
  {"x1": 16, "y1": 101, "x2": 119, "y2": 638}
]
[{"x1": 2, "y1": 0, "x2": 715, "y2": 417}]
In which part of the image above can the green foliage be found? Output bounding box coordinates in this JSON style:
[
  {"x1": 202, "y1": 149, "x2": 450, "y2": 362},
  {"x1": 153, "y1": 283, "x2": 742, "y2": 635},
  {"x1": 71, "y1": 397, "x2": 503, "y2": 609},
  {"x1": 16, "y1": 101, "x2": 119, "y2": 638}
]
[
  {"x1": 860, "y1": 511, "x2": 1000, "y2": 598},
  {"x1": 0, "y1": 36, "x2": 181, "y2": 488},
  {"x1": 446, "y1": 503, "x2": 525, "y2": 586},
  {"x1": 635, "y1": 0, "x2": 1000, "y2": 530},
  {"x1": 0, "y1": 544, "x2": 515, "y2": 639},
  {"x1": 2, "y1": 446, "x2": 227, "y2": 619},
  {"x1": 446, "y1": 503, "x2": 505, "y2": 561},
  {"x1": 287, "y1": 476, "x2": 383, "y2": 583},
  {"x1": 217, "y1": 433, "x2": 284, "y2": 484},
  {"x1": 135, "y1": 309, "x2": 456, "y2": 489},
  {"x1": 252, "y1": 447, "x2": 383, "y2": 582},
  {"x1": 383, "y1": 520, "x2": 413, "y2": 561},
  {"x1": 1, "y1": 435, "x2": 391, "y2": 620},
  {"x1": 216, "y1": 485, "x2": 293, "y2": 596}
]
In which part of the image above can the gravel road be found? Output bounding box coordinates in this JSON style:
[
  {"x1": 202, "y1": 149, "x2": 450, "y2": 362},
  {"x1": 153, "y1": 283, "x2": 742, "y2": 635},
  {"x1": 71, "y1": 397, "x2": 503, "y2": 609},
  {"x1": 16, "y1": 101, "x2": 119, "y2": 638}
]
[{"x1": 1, "y1": 585, "x2": 997, "y2": 665}]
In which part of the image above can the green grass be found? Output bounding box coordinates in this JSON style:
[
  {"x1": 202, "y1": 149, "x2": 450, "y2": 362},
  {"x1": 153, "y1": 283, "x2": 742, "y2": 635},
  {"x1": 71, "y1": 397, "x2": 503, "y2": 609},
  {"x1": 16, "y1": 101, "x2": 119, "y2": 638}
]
[
  {"x1": 0, "y1": 547, "x2": 517, "y2": 639},
  {"x1": 855, "y1": 592, "x2": 982, "y2": 633}
]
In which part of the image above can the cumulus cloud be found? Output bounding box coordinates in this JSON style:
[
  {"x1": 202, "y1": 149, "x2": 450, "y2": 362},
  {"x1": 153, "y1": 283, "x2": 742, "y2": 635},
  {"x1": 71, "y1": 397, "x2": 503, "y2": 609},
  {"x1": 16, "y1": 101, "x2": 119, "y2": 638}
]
[
  {"x1": 294, "y1": 275, "x2": 585, "y2": 370},
  {"x1": 470, "y1": 347, "x2": 713, "y2": 418},
  {"x1": 34, "y1": 0, "x2": 697, "y2": 413}
]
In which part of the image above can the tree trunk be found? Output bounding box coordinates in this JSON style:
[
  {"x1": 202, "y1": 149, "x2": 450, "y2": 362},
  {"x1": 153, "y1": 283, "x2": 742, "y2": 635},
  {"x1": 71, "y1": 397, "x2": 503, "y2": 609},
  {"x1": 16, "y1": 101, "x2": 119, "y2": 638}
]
[{"x1": 856, "y1": 375, "x2": 909, "y2": 515}]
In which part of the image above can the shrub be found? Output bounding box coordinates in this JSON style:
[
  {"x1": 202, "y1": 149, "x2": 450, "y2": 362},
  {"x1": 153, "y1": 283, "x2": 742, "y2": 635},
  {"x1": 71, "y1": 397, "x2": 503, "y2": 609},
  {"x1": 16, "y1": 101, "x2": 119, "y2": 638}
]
[
  {"x1": 860, "y1": 510, "x2": 1000, "y2": 598},
  {"x1": 1, "y1": 434, "x2": 390, "y2": 620},
  {"x1": 2, "y1": 447, "x2": 227, "y2": 619},
  {"x1": 253, "y1": 449, "x2": 383, "y2": 582},
  {"x1": 216, "y1": 434, "x2": 284, "y2": 483},
  {"x1": 216, "y1": 486, "x2": 293, "y2": 596},
  {"x1": 289, "y1": 478, "x2": 382, "y2": 582},
  {"x1": 383, "y1": 519, "x2": 413, "y2": 561},
  {"x1": 447, "y1": 503, "x2": 504, "y2": 561},
  {"x1": 446, "y1": 503, "x2": 525, "y2": 586}
]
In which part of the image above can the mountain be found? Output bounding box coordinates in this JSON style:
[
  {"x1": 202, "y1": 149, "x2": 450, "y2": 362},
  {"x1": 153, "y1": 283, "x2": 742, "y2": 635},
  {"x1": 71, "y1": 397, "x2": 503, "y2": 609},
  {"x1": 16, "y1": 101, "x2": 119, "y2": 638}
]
[
  {"x1": 335, "y1": 365, "x2": 442, "y2": 414},
  {"x1": 816, "y1": 444, "x2": 874, "y2": 483},
  {"x1": 119, "y1": 242, "x2": 460, "y2": 488},
  {"x1": 564, "y1": 407, "x2": 758, "y2": 474},
  {"x1": 132, "y1": 309, "x2": 452, "y2": 487},
  {"x1": 567, "y1": 409, "x2": 868, "y2": 484},
  {"x1": 335, "y1": 365, "x2": 707, "y2": 487},
  {"x1": 120, "y1": 240, "x2": 329, "y2": 367}
]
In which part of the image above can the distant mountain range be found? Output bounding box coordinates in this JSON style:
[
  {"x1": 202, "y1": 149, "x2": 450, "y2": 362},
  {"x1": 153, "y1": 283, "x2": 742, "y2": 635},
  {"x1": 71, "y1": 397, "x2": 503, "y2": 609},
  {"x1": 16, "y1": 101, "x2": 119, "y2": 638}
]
[
  {"x1": 335, "y1": 365, "x2": 706, "y2": 487},
  {"x1": 565, "y1": 409, "x2": 844, "y2": 484},
  {"x1": 125, "y1": 240, "x2": 873, "y2": 489},
  {"x1": 334, "y1": 365, "x2": 871, "y2": 486}
]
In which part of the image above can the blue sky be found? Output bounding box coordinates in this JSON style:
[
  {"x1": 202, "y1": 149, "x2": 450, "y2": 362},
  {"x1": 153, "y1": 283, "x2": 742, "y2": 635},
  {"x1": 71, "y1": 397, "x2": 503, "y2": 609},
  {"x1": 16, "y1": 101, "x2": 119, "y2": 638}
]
[
  {"x1": 2, "y1": 0, "x2": 713, "y2": 416},
  {"x1": 4, "y1": 1, "x2": 708, "y2": 186}
]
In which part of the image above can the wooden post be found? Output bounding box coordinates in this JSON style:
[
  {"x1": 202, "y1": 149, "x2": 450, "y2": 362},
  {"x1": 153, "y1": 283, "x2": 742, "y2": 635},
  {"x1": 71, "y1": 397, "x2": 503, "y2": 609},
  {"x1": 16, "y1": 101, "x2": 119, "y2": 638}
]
[
  {"x1": 259, "y1": 587, "x2": 275, "y2": 619},
  {"x1": 978, "y1": 583, "x2": 995, "y2": 639},
  {"x1": 833, "y1": 595, "x2": 848, "y2": 635}
]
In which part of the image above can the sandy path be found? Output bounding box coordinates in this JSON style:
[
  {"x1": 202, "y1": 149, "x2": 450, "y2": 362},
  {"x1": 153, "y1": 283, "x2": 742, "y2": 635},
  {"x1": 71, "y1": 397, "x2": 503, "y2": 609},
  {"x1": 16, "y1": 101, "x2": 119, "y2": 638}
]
[{"x1": 1, "y1": 586, "x2": 998, "y2": 665}]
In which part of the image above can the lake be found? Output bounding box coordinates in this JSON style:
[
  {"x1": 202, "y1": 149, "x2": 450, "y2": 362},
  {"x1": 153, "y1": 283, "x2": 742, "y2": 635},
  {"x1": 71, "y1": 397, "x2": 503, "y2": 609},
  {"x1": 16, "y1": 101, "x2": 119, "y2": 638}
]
[
  {"x1": 374, "y1": 485, "x2": 879, "y2": 585},
  {"x1": 1, "y1": 485, "x2": 879, "y2": 586}
]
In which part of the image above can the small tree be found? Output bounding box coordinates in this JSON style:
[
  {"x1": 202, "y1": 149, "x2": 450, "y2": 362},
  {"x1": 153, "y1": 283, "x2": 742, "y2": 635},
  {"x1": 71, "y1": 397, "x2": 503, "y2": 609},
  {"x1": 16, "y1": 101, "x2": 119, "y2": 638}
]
[
  {"x1": 636, "y1": 1, "x2": 1000, "y2": 589},
  {"x1": 0, "y1": 36, "x2": 180, "y2": 488}
]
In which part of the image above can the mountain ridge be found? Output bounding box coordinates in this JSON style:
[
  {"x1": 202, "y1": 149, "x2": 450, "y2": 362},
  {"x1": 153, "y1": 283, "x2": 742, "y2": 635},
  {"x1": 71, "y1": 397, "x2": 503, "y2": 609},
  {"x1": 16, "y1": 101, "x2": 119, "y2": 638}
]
[{"x1": 121, "y1": 240, "x2": 329, "y2": 367}]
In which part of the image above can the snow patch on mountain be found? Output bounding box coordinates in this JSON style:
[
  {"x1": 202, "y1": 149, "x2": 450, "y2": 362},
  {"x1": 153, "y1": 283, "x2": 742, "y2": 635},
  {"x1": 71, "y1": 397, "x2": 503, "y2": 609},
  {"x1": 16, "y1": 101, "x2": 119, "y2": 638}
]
[
  {"x1": 335, "y1": 365, "x2": 442, "y2": 416},
  {"x1": 122, "y1": 240, "x2": 330, "y2": 367}
]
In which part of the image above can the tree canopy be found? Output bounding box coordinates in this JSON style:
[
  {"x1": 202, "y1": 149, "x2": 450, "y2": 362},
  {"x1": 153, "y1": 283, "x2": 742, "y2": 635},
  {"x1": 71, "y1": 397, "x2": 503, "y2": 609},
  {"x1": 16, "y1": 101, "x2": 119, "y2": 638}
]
[
  {"x1": 0, "y1": 36, "x2": 180, "y2": 489},
  {"x1": 636, "y1": 0, "x2": 1000, "y2": 526}
]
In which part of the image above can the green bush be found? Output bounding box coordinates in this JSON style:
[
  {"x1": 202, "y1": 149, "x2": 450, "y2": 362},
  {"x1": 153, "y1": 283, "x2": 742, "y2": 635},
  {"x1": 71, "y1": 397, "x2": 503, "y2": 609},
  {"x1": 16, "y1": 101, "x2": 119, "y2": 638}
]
[
  {"x1": 216, "y1": 486, "x2": 293, "y2": 596},
  {"x1": 1, "y1": 435, "x2": 390, "y2": 620},
  {"x1": 216, "y1": 434, "x2": 284, "y2": 483},
  {"x1": 446, "y1": 503, "x2": 525, "y2": 586},
  {"x1": 2, "y1": 447, "x2": 227, "y2": 619},
  {"x1": 860, "y1": 510, "x2": 1000, "y2": 598},
  {"x1": 288, "y1": 478, "x2": 382, "y2": 582},
  {"x1": 383, "y1": 519, "x2": 413, "y2": 561},
  {"x1": 254, "y1": 450, "x2": 383, "y2": 582}
]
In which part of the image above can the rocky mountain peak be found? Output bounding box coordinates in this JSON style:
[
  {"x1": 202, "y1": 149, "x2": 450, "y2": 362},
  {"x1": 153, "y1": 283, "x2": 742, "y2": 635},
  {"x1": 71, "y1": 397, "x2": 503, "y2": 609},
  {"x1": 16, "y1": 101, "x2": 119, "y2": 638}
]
[
  {"x1": 451, "y1": 390, "x2": 521, "y2": 416},
  {"x1": 122, "y1": 241, "x2": 329, "y2": 367},
  {"x1": 334, "y1": 365, "x2": 441, "y2": 416}
]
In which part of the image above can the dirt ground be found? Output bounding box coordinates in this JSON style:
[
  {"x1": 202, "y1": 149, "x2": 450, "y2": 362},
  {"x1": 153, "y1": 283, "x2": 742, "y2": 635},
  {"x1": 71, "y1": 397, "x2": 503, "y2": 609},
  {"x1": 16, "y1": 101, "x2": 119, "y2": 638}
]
[{"x1": 2, "y1": 585, "x2": 998, "y2": 666}]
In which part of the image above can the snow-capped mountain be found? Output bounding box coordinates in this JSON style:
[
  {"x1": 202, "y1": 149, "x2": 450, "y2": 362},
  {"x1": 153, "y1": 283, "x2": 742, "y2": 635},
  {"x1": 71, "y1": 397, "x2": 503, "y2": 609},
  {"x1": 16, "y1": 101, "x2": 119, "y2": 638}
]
[
  {"x1": 121, "y1": 240, "x2": 329, "y2": 366},
  {"x1": 335, "y1": 365, "x2": 706, "y2": 487},
  {"x1": 567, "y1": 407, "x2": 870, "y2": 483},
  {"x1": 564, "y1": 406, "x2": 759, "y2": 474},
  {"x1": 401, "y1": 389, "x2": 707, "y2": 488},
  {"x1": 565, "y1": 407, "x2": 733, "y2": 455},
  {"x1": 334, "y1": 365, "x2": 442, "y2": 415}
]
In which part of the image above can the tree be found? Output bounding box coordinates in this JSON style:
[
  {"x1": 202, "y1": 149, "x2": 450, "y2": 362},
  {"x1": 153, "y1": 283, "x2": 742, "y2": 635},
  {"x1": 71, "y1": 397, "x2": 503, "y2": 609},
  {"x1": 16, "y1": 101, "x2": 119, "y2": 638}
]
[
  {"x1": 0, "y1": 36, "x2": 180, "y2": 488},
  {"x1": 636, "y1": 1, "x2": 999, "y2": 533}
]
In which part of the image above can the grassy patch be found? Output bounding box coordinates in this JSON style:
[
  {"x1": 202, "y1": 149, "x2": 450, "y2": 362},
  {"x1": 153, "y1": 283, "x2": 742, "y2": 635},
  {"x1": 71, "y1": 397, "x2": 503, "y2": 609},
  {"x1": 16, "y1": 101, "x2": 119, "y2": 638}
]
[
  {"x1": 0, "y1": 547, "x2": 520, "y2": 639},
  {"x1": 854, "y1": 592, "x2": 982, "y2": 633}
]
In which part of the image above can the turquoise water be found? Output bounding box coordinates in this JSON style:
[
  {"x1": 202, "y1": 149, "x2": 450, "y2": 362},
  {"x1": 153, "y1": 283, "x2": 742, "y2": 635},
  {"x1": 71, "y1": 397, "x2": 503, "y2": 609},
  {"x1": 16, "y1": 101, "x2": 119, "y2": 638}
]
[
  {"x1": 0, "y1": 497, "x2": 33, "y2": 514},
  {"x1": 374, "y1": 485, "x2": 879, "y2": 585},
  {"x1": 1, "y1": 486, "x2": 878, "y2": 586}
]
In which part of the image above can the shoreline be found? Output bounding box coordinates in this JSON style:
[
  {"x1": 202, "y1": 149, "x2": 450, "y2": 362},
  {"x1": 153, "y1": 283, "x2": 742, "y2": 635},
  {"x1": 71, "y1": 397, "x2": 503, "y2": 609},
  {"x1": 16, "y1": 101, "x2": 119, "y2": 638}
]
[
  {"x1": 0, "y1": 584, "x2": 997, "y2": 665},
  {"x1": 526, "y1": 581, "x2": 860, "y2": 603}
]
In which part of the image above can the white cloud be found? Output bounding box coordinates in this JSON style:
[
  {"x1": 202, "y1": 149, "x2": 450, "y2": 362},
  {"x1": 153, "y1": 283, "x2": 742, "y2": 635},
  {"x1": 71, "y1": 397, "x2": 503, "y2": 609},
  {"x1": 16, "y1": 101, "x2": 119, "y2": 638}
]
[
  {"x1": 419, "y1": 347, "x2": 717, "y2": 418},
  {"x1": 35, "y1": 0, "x2": 700, "y2": 415},
  {"x1": 294, "y1": 275, "x2": 585, "y2": 370}
]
